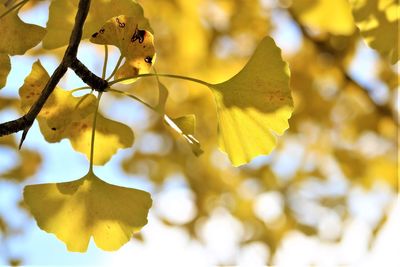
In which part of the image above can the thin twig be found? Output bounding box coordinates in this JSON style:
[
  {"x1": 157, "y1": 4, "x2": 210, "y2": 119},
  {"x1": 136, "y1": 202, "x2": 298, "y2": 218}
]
[{"x1": 0, "y1": 0, "x2": 110, "y2": 145}]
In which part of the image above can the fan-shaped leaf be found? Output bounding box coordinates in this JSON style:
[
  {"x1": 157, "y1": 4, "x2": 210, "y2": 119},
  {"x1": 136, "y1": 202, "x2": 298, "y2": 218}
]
[
  {"x1": 19, "y1": 61, "x2": 134, "y2": 165},
  {"x1": 210, "y1": 37, "x2": 293, "y2": 166},
  {"x1": 24, "y1": 172, "x2": 152, "y2": 252},
  {"x1": 0, "y1": 5, "x2": 45, "y2": 55},
  {"x1": 90, "y1": 15, "x2": 156, "y2": 83},
  {"x1": 43, "y1": 0, "x2": 151, "y2": 49}
]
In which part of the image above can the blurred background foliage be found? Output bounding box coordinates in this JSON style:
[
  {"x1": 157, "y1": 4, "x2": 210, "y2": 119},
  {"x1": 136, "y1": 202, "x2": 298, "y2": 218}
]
[{"x1": 0, "y1": 0, "x2": 398, "y2": 265}]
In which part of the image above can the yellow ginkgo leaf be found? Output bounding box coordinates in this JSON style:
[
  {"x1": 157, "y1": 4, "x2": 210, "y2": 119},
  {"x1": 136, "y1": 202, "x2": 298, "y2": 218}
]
[
  {"x1": 64, "y1": 112, "x2": 135, "y2": 165},
  {"x1": 90, "y1": 15, "x2": 156, "y2": 82},
  {"x1": 43, "y1": 0, "x2": 151, "y2": 49},
  {"x1": 349, "y1": 0, "x2": 399, "y2": 64},
  {"x1": 0, "y1": 5, "x2": 46, "y2": 55},
  {"x1": 164, "y1": 114, "x2": 203, "y2": 156},
  {"x1": 291, "y1": 0, "x2": 355, "y2": 35},
  {"x1": 19, "y1": 61, "x2": 134, "y2": 165},
  {"x1": 0, "y1": 53, "x2": 10, "y2": 89},
  {"x1": 24, "y1": 171, "x2": 152, "y2": 252},
  {"x1": 210, "y1": 36, "x2": 293, "y2": 166}
]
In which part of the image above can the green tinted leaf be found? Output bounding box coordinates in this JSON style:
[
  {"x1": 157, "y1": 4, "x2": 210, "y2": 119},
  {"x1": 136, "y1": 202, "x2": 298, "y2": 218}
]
[
  {"x1": 0, "y1": 5, "x2": 45, "y2": 55},
  {"x1": 350, "y1": 0, "x2": 399, "y2": 64},
  {"x1": 210, "y1": 36, "x2": 293, "y2": 166},
  {"x1": 0, "y1": 54, "x2": 10, "y2": 89},
  {"x1": 90, "y1": 15, "x2": 156, "y2": 83},
  {"x1": 19, "y1": 61, "x2": 134, "y2": 165},
  {"x1": 43, "y1": 0, "x2": 151, "y2": 49},
  {"x1": 24, "y1": 172, "x2": 152, "y2": 252}
]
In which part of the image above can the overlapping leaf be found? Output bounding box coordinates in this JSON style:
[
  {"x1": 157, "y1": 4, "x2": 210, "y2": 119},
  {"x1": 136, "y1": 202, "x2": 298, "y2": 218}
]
[
  {"x1": 24, "y1": 172, "x2": 152, "y2": 252},
  {"x1": 43, "y1": 0, "x2": 151, "y2": 49},
  {"x1": 19, "y1": 61, "x2": 134, "y2": 165},
  {"x1": 0, "y1": 53, "x2": 10, "y2": 89},
  {"x1": 209, "y1": 37, "x2": 293, "y2": 166},
  {"x1": 349, "y1": 0, "x2": 399, "y2": 64},
  {"x1": 153, "y1": 77, "x2": 203, "y2": 156},
  {"x1": 90, "y1": 15, "x2": 156, "y2": 82},
  {"x1": 291, "y1": 0, "x2": 355, "y2": 35},
  {"x1": 0, "y1": 5, "x2": 45, "y2": 55},
  {"x1": 164, "y1": 114, "x2": 203, "y2": 156}
]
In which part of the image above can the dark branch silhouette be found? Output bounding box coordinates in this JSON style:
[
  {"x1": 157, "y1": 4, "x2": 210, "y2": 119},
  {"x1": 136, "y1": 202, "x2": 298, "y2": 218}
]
[{"x1": 0, "y1": 0, "x2": 108, "y2": 146}]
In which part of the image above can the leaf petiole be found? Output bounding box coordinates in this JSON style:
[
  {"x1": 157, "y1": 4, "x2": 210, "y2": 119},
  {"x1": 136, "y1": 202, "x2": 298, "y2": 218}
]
[
  {"x1": 70, "y1": 86, "x2": 92, "y2": 93},
  {"x1": 102, "y1": 45, "x2": 108, "y2": 79},
  {"x1": 109, "y1": 73, "x2": 212, "y2": 88},
  {"x1": 108, "y1": 88, "x2": 155, "y2": 111},
  {"x1": 106, "y1": 55, "x2": 123, "y2": 81},
  {"x1": 88, "y1": 92, "x2": 103, "y2": 173}
]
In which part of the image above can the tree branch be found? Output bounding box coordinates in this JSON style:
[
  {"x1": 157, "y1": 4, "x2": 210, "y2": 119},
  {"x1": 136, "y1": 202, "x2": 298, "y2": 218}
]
[
  {"x1": 0, "y1": 0, "x2": 109, "y2": 143},
  {"x1": 70, "y1": 58, "x2": 108, "y2": 91}
]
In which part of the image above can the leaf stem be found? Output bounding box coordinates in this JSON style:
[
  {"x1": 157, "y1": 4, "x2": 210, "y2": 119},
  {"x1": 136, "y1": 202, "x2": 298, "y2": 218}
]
[
  {"x1": 109, "y1": 73, "x2": 212, "y2": 88},
  {"x1": 108, "y1": 88, "x2": 155, "y2": 111},
  {"x1": 106, "y1": 55, "x2": 123, "y2": 81},
  {"x1": 70, "y1": 86, "x2": 92, "y2": 93},
  {"x1": 74, "y1": 91, "x2": 93, "y2": 110},
  {"x1": 0, "y1": 0, "x2": 28, "y2": 20},
  {"x1": 88, "y1": 92, "x2": 103, "y2": 173},
  {"x1": 102, "y1": 45, "x2": 108, "y2": 79}
]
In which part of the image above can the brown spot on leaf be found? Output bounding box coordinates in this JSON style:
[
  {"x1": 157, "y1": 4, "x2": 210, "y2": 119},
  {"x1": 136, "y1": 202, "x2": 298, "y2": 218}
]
[
  {"x1": 144, "y1": 56, "x2": 152, "y2": 64},
  {"x1": 131, "y1": 25, "x2": 146, "y2": 43},
  {"x1": 92, "y1": 32, "x2": 99, "y2": 38},
  {"x1": 51, "y1": 127, "x2": 57, "y2": 131},
  {"x1": 116, "y1": 17, "x2": 126, "y2": 28}
]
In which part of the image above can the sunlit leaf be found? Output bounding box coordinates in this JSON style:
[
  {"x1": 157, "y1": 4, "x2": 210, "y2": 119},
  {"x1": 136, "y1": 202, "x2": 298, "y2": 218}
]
[
  {"x1": 64, "y1": 112, "x2": 135, "y2": 165},
  {"x1": 0, "y1": 54, "x2": 10, "y2": 89},
  {"x1": 90, "y1": 15, "x2": 156, "y2": 82},
  {"x1": 210, "y1": 36, "x2": 293, "y2": 166},
  {"x1": 291, "y1": 0, "x2": 355, "y2": 35},
  {"x1": 24, "y1": 171, "x2": 152, "y2": 252},
  {"x1": 349, "y1": 0, "x2": 399, "y2": 64},
  {"x1": 164, "y1": 114, "x2": 203, "y2": 156},
  {"x1": 0, "y1": 5, "x2": 45, "y2": 55},
  {"x1": 19, "y1": 61, "x2": 134, "y2": 165},
  {"x1": 43, "y1": 0, "x2": 151, "y2": 49}
]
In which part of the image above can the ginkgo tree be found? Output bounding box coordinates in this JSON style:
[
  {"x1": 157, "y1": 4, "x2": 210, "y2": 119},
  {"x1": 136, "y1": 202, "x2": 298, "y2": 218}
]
[
  {"x1": 0, "y1": 0, "x2": 398, "y2": 259},
  {"x1": 0, "y1": 0, "x2": 295, "y2": 252}
]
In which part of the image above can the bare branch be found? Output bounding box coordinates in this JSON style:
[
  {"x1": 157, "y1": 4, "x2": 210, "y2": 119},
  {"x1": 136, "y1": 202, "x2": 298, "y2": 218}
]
[
  {"x1": 0, "y1": 0, "x2": 109, "y2": 143},
  {"x1": 70, "y1": 58, "x2": 108, "y2": 91}
]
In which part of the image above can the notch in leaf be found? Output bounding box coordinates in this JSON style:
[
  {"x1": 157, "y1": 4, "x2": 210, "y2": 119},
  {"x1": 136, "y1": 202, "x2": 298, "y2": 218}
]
[
  {"x1": 209, "y1": 36, "x2": 294, "y2": 166},
  {"x1": 24, "y1": 172, "x2": 152, "y2": 252}
]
